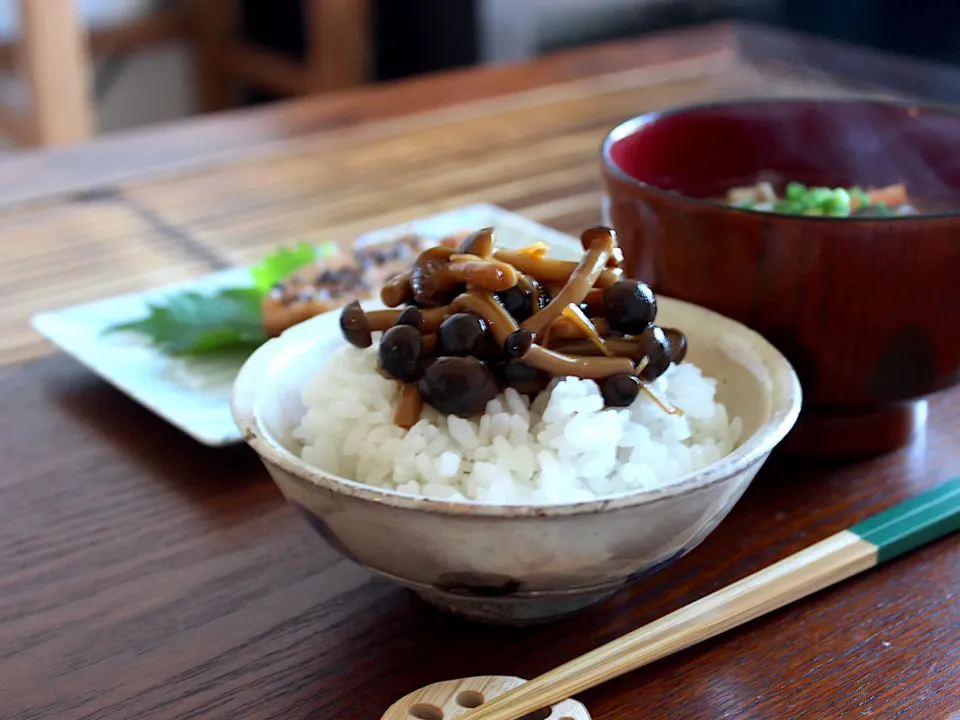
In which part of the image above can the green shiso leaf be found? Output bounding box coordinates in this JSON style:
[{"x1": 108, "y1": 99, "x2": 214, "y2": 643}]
[{"x1": 103, "y1": 241, "x2": 339, "y2": 355}]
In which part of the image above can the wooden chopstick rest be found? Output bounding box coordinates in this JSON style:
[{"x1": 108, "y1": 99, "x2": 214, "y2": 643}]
[{"x1": 380, "y1": 675, "x2": 590, "y2": 719}]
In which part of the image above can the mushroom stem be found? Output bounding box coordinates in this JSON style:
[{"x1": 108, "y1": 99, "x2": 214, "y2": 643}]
[
  {"x1": 549, "y1": 338, "x2": 641, "y2": 359},
  {"x1": 492, "y1": 249, "x2": 621, "y2": 288},
  {"x1": 514, "y1": 272, "x2": 535, "y2": 295},
  {"x1": 520, "y1": 344, "x2": 634, "y2": 380},
  {"x1": 394, "y1": 383, "x2": 424, "y2": 429},
  {"x1": 639, "y1": 382, "x2": 682, "y2": 416},
  {"x1": 380, "y1": 271, "x2": 413, "y2": 307},
  {"x1": 365, "y1": 308, "x2": 402, "y2": 331},
  {"x1": 603, "y1": 267, "x2": 624, "y2": 287},
  {"x1": 561, "y1": 303, "x2": 614, "y2": 358},
  {"x1": 450, "y1": 291, "x2": 519, "y2": 345},
  {"x1": 540, "y1": 321, "x2": 554, "y2": 349},
  {"x1": 420, "y1": 307, "x2": 453, "y2": 334},
  {"x1": 447, "y1": 259, "x2": 518, "y2": 291},
  {"x1": 548, "y1": 316, "x2": 612, "y2": 339},
  {"x1": 520, "y1": 229, "x2": 617, "y2": 337},
  {"x1": 511, "y1": 272, "x2": 547, "y2": 315}
]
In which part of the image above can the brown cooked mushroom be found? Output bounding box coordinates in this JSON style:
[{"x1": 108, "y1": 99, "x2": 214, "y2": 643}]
[
  {"x1": 520, "y1": 226, "x2": 618, "y2": 338},
  {"x1": 519, "y1": 344, "x2": 635, "y2": 380},
  {"x1": 448, "y1": 253, "x2": 483, "y2": 263},
  {"x1": 418, "y1": 356, "x2": 500, "y2": 417},
  {"x1": 493, "y1": 272, "x2": 550, "y2": 324},
  {"x1": 547, "y1": 316, "x2": 613, "y2": 340},
  {"x1": 447, "y1": 258, "x2": 518, "y2": 291},
  {"x1": 408, "y1": 244, "x2": 520, "y2": 305},
  {"x1": 504, "y1": 328, "x2": 534, "y2": 358},
  {"x1": 380, "y1": 271, "x2": 414, "y2": 307},
  {"x1": 580, "y1": 225, "x2": 624, "y2": 268},
  {"x1": 523, "y1": 274, "x2": 546, "y2": 310},
  {"x1": 336, "y1": 224, "x2": 687, "y2": 425},
  {"x1": 662, "y1": 327, "x2": 688, "y2": 364},
  {"x1": 449, "y1": 291, "x2": 519, "y2": 345},
  {"x1": 409, "y1": 246, "x2": 462, "y2": 307},
  {"x1": 492, "y1": 249, "x2": 621, "y2": 288},
  {"x1": 547, "y1": 337, "x2": 642, "y2": 359},
  {"x1": 396, "y1": 305, "x2": 423, "y2": 329},
  {"x1": 340, "y1": 300, "x2": 373, "y2": 348},
  {"x1": 560, "y1": 303, "x2": 614, "y2": 357},
  {"x1": 458, "y1": 226, "x2": 496, "y2": 258},
  {"x1": 349, "y1": 306, "x2": 451, "y2": 334},
  {"x1": 394, "y1": 383, "x2": 424, "y2": 429}
]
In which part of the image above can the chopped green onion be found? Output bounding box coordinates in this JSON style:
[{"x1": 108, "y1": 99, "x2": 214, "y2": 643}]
[
  {"x1": 785, "y1": 182, "x2": 807, "y2": 201},
  {"x1": 823, "y1": 188, "x2": 851, "y2": 217},
  {"x1": 807, "y1": 187, "x2": 833, "y2": 207},
  {"x1": 730, "y1": 181, "x2": 904, "y2": 218}
]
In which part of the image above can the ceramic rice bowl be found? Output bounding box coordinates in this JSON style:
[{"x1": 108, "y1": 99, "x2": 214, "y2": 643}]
[{"x1": 231, "y1": 295, "x2": 801, "y2": 625}]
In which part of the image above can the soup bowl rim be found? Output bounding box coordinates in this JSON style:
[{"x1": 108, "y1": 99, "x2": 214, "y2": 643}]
[{"x1": 600, "y1": 96, "x2": 960, "y2": 222}]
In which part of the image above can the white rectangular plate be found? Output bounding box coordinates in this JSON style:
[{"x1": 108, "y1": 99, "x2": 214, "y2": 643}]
[{"x1": 31, "y1": 204, "x2": 583, "y2": 446}]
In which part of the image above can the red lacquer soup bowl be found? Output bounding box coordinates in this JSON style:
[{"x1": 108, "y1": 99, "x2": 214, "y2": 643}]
[{"x1": 601, "y1": 98, "x2": 960, "y2": 457}]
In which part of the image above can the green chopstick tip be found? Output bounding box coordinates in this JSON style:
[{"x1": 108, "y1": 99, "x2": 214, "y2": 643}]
[{"x1": 850, "y1": 476, "x2": 960, "y2": 564}]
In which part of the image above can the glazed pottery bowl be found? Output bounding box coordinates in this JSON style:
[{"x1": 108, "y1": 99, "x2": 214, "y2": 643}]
[
  {"x1": 601, "y1": 98, "x2": 960, "y2": 457},
  {"x1": 231, "y1": 292, "x2": 801, "y2": 626}
]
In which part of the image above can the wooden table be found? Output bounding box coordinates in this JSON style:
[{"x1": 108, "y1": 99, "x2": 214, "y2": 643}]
[{"x1": 2, "y1": 22, "x2": 958, "y2": 719}]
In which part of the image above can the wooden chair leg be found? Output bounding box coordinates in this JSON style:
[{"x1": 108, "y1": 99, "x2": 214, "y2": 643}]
[
  {"x1": 17, "y1": 0, "x2": 94, "y2": 146},
  {"x1": 305, "y1": 0, "x2": 372, "y2": 92},
  {"x1": 191, "y1": 0, "x2": 239, "y2": 113}
]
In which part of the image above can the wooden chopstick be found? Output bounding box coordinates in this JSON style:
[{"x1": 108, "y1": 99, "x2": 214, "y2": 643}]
[{"x1": 460, "y1": 476, "x2": 960, "y2": 720}]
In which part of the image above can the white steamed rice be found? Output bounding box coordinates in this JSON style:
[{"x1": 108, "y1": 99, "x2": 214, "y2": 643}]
[{"x1": 293, "y1": 343, "x2": 742, "y2": 504}]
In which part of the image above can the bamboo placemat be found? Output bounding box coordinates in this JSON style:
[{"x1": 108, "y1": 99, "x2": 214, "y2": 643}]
[{"x1": 0, "y1": 196, "x2": 212, "y2": 366}]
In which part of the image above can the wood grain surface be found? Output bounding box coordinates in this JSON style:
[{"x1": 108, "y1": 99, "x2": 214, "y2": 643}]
[
  {"x1": 2, "y1": 21, "x2": 960, "y2": 720},
  {"x1": 2, "y1": 353, "x2": 958, "y2": 719}
]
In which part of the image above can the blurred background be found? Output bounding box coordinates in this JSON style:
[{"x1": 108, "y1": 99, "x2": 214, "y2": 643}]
[{"x1": 1, "y1": 0, "x2": 958, "y2": 149}]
